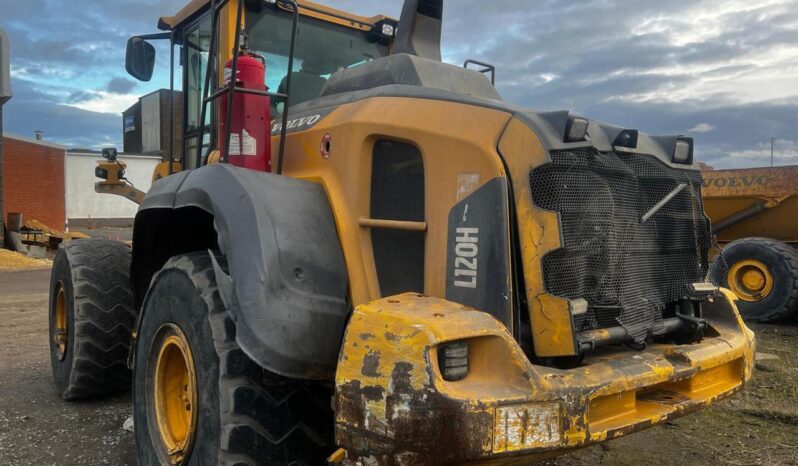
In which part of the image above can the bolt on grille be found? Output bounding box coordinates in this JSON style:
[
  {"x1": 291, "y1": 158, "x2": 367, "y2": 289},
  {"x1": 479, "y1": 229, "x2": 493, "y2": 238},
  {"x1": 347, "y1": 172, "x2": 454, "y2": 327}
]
[{"x1": 529, "y1": 149, "x2": 712, "y2": 342}]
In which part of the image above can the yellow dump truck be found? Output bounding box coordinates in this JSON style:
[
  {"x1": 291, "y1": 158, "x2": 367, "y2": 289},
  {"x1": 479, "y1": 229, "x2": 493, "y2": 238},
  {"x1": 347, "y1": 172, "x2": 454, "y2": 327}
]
[
  {"x1": 704, "y1": 165, "x2": 798, "y2": 322},
  {"x1": 48, "y1": 1, "x2": 755, "y2": 465}
]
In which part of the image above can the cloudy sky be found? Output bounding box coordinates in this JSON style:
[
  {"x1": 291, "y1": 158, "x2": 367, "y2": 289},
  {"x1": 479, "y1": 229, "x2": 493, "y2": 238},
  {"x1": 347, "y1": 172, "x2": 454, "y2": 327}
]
[{"x1": 2, "y1": 0, "x2": 797, "y2": 168}]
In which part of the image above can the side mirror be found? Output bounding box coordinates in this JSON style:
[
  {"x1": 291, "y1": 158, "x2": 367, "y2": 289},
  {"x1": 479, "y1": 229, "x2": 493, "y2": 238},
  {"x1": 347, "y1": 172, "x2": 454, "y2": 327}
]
[{"x1": 126, "y1": 37, "x2": 156, "y2": 82}]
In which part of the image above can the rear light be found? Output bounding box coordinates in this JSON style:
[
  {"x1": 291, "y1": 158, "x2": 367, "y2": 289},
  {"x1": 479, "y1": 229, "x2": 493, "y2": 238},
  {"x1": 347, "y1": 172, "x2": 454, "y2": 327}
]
[{"x1": 438, "y1": 341, "x2": 468, "y2": 381}]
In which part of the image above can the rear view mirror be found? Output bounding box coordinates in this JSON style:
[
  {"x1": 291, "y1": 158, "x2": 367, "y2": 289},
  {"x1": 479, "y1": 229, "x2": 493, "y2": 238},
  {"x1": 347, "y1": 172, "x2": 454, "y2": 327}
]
[{"x1": 126, "y1": 37, "x2": 155, "y2": 81}]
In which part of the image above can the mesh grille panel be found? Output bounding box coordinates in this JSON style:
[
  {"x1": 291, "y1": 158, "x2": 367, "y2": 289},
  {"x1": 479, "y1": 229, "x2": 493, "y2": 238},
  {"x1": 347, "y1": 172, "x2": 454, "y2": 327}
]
[{"x1": 530, "y1": 149, "x2": 712, "y2": 342}]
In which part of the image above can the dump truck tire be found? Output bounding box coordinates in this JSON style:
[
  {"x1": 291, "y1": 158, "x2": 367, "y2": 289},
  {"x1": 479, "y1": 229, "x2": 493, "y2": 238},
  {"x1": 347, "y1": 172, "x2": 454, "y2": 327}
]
[
  {"x1": 708, "y1": 237, "x2": 798, "y2": 322},
  {"x1": 48, "y1": 239, "x2": 136, "y2": 400},
  {"x1": 133, "y1": 252, "x2": 334, "y2": 466}
]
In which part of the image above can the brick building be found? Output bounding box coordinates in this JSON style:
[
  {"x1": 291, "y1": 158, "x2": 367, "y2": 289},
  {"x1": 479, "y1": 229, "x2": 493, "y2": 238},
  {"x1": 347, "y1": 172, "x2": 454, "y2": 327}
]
[{"x1": 2, "y1": 134, "x2": 66, "y2": 230}]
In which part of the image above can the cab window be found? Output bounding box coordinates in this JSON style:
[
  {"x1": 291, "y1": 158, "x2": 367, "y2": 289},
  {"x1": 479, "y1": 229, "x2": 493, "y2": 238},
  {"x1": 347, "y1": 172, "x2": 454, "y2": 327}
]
[
  {"x1": 246, "y1": 4, "x2": 389, "y2": 112},
  {"x1": 183, "y1": 14, "x2": 213, "y2": 168}
]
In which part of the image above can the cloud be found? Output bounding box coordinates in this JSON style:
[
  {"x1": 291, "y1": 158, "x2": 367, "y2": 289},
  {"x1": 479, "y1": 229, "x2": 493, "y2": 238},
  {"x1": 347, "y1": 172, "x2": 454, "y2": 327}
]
[
  {"x1": 689, "y1": 123, "x2": 716, "y2": 133},
  {"x1": 106, "y1": 77, "x2": 137, "y2": 94},
  {"x1": 727, "y1": 138, "x2": 798, "y2": 167},
  {"x1": 3, "y1": 79, "x2": 121, "y2": 148},
  {"x1": 67, "y1": 91, "x2": 139, "y2": 115},
  {"x1": 3, "y1": 0, "x2": 798, "y2": 167}
]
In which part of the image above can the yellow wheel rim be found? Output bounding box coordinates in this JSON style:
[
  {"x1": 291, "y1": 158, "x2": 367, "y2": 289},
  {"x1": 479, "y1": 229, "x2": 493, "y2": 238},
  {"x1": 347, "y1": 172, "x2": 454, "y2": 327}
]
[
  {"x1": 727, "y1": 259, "x2": 774, "y2": 302},
  {"x1": 54, "y1": 285, "x2": 68, "y2": 361},
  {"x1": 153, "y1": 324, "x2": 197, "y2": 465}
]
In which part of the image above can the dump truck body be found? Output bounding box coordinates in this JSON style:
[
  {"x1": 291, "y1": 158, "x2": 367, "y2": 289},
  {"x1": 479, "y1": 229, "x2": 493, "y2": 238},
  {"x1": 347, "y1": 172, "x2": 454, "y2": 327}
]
[
  {"x1": 702, "y1": 165, "x2": 798, "y2": 244},
  {"x1": 702, "y1": 165, "x2": 798, "y2": 321}
]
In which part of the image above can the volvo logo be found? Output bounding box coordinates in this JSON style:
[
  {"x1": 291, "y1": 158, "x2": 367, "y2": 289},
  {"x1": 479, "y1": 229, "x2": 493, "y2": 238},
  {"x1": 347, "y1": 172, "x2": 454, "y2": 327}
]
[
  {"x1": 271, "y1": 113, "x2": 323, "y2": 134},
  {"x1": 702, "y1": 176, "x2": 771, "y2": 188}
]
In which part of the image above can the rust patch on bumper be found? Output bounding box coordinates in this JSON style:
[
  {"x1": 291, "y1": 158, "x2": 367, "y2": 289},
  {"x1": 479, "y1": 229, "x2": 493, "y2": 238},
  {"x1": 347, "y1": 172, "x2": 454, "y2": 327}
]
[{"x1": 335, "y1": 291, "x2": 755, "y2": 465}]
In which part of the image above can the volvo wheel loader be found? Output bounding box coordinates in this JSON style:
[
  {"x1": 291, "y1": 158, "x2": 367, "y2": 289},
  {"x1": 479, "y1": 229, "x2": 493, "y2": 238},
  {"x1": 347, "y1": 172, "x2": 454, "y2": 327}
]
[{"x1": 48, "y1": 1, "x2": 756, "y2": 465}]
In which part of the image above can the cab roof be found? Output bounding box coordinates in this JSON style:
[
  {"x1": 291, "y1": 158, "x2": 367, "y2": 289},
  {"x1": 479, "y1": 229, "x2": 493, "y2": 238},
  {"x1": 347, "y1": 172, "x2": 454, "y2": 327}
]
[{"x1": 158, "y1": 0, "x2": 391, "y2": 33}]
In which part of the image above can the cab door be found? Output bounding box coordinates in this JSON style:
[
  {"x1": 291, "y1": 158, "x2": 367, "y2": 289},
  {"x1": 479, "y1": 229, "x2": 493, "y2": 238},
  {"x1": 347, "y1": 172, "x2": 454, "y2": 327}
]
[{"x1": 182, "y1": 12, "x2": 213, "y2": 169}]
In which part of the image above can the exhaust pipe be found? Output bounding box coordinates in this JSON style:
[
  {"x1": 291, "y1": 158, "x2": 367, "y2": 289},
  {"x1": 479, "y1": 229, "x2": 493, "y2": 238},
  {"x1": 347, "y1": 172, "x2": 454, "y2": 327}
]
[{"x1": 393, "y1": 0, "x2": 443, "y2": 61}]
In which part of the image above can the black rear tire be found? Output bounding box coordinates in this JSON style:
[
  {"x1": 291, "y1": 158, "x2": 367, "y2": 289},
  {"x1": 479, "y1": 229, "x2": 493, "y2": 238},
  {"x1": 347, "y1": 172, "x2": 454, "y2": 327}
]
[
  {"x1": 133, "y1": 252, "x2": 335, "y2": 466},
  {"x1": 708, "y1": 237, "x2": 798, "y2": 322},
  {"x1": 48, "y1": 238, "x2": 136, "y2": 400}
]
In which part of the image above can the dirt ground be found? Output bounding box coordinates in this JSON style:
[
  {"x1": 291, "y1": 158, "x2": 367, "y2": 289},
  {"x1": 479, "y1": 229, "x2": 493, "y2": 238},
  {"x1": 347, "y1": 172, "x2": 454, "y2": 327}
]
[
  {"x1": 0, "y1": 269, "x2": 136, "y2": 465},
  {"x1": 0, "y1": 267, "x2": 796, "y2": 466}
]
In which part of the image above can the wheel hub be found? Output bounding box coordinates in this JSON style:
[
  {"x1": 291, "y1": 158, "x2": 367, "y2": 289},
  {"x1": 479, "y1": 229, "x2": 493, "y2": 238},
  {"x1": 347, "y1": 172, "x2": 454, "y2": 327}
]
[
  {"x1": 152, "y1": 324, "x2": 197, "y2": 465},
  {"x1": 54, "y1": 285, "x2": 68, "y2": 361},
  {"x1": 728, "y1": 259, "x2": 773, "y2": 302}
]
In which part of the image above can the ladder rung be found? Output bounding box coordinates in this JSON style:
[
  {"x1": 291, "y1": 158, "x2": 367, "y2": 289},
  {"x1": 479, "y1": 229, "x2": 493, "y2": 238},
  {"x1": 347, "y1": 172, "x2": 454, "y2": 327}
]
[{"x1": 204, "y1": 87, "x2": 288, "y2": 104}]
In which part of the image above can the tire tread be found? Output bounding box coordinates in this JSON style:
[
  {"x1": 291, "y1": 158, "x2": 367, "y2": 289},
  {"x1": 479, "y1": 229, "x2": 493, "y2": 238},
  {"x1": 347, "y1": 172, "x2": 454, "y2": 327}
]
[
  {"x1": 58, "y1": 239, "x2": 136, "y2": 399},
  {"x1": 160, "y1": 252, "x2": 334, "y2": 466},
  {"x1": 709, "y1": 237, "x2": 798, "y2": 322}
]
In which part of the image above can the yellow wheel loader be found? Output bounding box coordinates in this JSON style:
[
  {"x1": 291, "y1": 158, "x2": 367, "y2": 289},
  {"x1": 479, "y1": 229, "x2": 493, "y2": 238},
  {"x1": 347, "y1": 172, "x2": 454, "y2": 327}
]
[{"x1": 49, "y1": 1, "x2": 755, "y2": 465}]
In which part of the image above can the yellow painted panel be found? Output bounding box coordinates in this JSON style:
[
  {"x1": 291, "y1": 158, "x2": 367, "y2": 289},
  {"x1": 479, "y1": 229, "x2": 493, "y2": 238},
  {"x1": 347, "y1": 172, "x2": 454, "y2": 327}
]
[
  {"x1": 273, "y1": 97, "x2": 512, "y2": 306},
  {"x1": 706, "y1": 197, "x2": 798, "y2": 243},
  {"x1": 498, "y1": 118, "x2": 576, "y2": 357},
  {"x1": 702, "y1": 165, "x2": 798, "y2": 243},
  {"x1": 702, "y1": 166, "x2": 798, "y2": 199},
  {"x1": 333, "y1": 291, "x2": 754, "y2": 464}
]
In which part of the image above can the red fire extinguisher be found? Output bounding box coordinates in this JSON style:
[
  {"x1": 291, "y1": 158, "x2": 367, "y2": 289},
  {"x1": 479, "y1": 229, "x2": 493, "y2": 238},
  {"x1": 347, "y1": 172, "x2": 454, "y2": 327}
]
[{"x1": 219, "y1": 52, "x2": 271, "y2": 172}]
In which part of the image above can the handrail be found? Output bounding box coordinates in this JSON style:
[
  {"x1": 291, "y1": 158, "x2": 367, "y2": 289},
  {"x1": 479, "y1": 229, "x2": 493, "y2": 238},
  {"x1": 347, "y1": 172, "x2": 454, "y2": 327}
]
[{"x1": 358, "y1": 218, "x2": 428, "y2": 232}]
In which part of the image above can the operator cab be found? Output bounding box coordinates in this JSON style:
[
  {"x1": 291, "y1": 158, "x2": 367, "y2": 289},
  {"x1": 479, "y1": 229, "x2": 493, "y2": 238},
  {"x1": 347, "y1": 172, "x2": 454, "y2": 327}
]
[
  {"x1": 178, "y1": 1, "x2": 394, "y2": 169},
  {"x1": 243, "y1": 3, "x2": 391, "y2": 112},
  {"x1": 128, "y1": 0, "x2": 497, "y2": 172}
]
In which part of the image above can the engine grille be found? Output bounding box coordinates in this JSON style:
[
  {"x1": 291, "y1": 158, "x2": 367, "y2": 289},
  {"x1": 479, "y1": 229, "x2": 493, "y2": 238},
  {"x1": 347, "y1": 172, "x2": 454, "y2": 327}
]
[{"x1": 529, "y1": 149, "x2": 712, "y2": 342}]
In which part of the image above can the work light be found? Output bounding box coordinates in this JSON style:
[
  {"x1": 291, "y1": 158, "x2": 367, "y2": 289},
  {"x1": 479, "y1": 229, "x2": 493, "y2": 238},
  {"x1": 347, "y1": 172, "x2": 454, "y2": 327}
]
[
  {"x1": 673, "y1": 138, "x2": 693, "y2": 164},
  {"x1": 438, "y1": 341, "x2": 468, "y2": 381},
  {"x1": 565, "y1": 117, "x2": 589, "y2": 142},
  {"x1": 613, "y1": 129, "x2": 638, "y2": 148}
]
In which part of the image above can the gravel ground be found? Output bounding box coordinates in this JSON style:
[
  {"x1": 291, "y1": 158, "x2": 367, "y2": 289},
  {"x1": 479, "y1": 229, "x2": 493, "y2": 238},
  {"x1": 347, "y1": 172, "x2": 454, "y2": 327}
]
[
  {"x1": 0, "y1": 267, "x2": 795, "y2": 466},
  {"x1": 0, "y1": 269, "x2": 136, "y2": 466}
]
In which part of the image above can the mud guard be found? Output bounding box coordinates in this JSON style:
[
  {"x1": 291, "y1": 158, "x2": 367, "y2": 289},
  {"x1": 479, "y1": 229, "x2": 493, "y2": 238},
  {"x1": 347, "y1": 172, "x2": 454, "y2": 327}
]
[{"x1": 132, "y1": 164, "x2": 348, "y2": 380}]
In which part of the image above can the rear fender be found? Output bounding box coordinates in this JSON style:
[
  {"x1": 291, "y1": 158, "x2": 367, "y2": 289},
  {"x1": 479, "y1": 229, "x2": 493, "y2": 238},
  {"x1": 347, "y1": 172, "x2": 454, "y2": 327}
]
[{"x1": 131, "y1": 164, "x2": 349, "y2": 380}]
